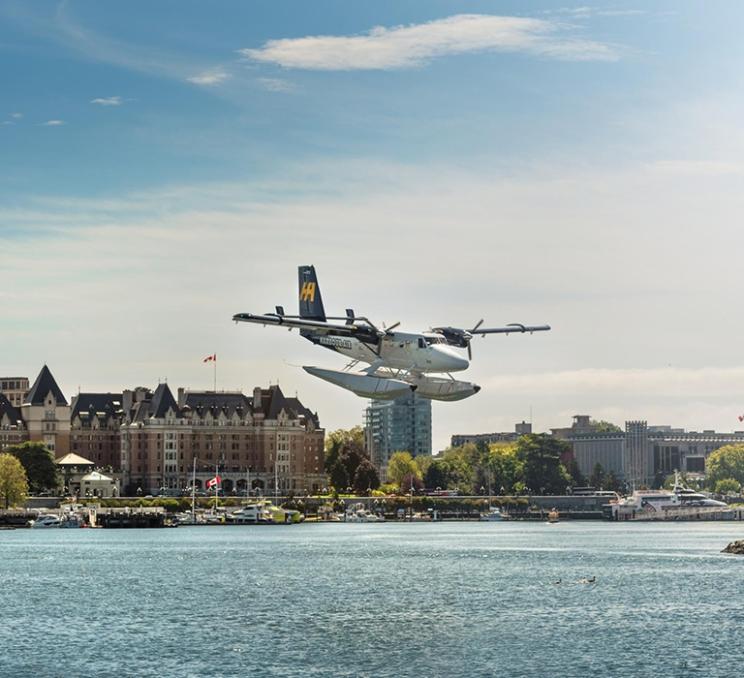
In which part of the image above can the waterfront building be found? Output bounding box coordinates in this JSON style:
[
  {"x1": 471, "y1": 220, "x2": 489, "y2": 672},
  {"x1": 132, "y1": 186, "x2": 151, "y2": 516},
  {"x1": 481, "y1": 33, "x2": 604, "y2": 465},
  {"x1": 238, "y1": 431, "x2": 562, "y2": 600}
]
[
  {"x1": 365, "y1": 392, "x2": 432, "y2": 474},
  {"x1": 450, "y1": 421, "x2": 532, "y2": 448},
  {"x1": 70, "y1": 392, "x2": 125, "y2": 470},
  {"x1": 0, "y1": 376, "x2": 29, "y2": 407},
  {"x1": 21, "y1": 365, "x2": 70, "y2": 456},
  {"x1": 557, "y1": 414, "x2": 744, "y2": 488},
  {"x1": 120, "y1": 383, "x2": 325, "y2": 495},
  {"x1": 0, "y1": 392, "x2": 27, "y2": 451}
]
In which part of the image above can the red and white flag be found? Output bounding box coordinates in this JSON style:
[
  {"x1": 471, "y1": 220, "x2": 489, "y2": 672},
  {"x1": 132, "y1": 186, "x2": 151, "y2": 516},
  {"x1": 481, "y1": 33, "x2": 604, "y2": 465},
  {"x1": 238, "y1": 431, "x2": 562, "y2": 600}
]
[
  {"x1": 206, "y1": 475, "x2": 221, "y2": 489},
  {"x1": 203, "y1": 354, "x2": 217, "y2": 363},
  {"x1": 738, "y1": 414, "x2": 744, "y2": 423}
]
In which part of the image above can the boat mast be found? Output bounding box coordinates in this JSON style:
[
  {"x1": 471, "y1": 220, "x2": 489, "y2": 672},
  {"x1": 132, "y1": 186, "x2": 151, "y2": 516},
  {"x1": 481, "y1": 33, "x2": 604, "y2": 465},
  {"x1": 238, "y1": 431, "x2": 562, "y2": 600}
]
[{"x1": 191, "y1": 457, "x2": 196, "y2": 523}]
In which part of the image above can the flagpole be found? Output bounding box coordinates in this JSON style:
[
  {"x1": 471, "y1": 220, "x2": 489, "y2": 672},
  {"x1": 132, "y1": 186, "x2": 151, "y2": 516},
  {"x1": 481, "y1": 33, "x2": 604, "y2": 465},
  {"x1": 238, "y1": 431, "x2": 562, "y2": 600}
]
[
  {"x1": 213, "y1": 354, "x2": 217, "y2": 392},
  {"x1": 214, "y1": 463, "x2": 219, "y2": 513}
]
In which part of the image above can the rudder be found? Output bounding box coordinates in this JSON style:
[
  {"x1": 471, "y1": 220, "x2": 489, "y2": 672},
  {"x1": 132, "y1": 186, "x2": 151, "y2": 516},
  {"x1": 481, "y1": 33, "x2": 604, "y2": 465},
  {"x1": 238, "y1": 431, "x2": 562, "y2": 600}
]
[{"x1": 298, "y1": 265, "x2": 326, "y2": 320}]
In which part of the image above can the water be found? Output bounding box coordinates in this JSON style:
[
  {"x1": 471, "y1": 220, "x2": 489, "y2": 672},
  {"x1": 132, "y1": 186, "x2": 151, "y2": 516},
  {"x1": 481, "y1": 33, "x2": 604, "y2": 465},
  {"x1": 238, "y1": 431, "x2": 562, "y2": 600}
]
[{"x1": 2, "y1": 522, "x2": 744, "y2": 677}]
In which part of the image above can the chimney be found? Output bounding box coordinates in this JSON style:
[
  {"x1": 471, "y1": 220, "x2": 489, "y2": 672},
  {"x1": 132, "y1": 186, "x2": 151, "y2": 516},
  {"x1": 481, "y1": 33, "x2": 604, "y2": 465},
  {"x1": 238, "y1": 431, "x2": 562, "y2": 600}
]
[
  {"x1": 177, "y1": 387, "x2": 186, "y2": 408},
  {"x1": 253, "y1": 387, "x2": 262, "y2": 411}
]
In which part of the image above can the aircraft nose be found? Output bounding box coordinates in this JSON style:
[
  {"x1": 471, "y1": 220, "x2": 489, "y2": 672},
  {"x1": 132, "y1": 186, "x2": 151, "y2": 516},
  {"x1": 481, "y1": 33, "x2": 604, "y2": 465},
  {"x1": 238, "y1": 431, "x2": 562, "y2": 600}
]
[{"x1": 442, "y1": 349, "x2": 469, "y2": 371}]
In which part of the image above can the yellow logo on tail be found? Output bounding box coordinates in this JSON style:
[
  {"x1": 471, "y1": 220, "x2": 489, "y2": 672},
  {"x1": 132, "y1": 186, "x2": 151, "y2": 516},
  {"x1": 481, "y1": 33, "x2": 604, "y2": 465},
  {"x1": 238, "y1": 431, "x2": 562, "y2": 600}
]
[{"x1": 300, "y1": 281, "x2": 316, "y2": 302}]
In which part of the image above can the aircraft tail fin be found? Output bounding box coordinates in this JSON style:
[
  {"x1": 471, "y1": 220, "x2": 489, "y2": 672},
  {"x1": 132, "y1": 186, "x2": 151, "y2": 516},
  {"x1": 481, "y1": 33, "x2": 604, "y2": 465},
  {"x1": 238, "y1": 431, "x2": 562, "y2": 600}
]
[{"x1": 298, "y1": 265, "x2": 326, "y2": 321}]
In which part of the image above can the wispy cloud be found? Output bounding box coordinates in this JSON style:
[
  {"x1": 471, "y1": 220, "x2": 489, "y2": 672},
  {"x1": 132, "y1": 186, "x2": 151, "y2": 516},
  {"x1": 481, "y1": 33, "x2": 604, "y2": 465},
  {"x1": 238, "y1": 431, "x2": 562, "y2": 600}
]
[
  {"x1": 187, "y1": 69, "x2": 230, "y2": 86},
  {"x1": 11, "y1": 112, "x2": 23, "y2": 119},
  {"x1": 90, "y1": 95, "x2": 122, "y2": 106},
  {"x1": 240, "y1": 14, "x2": 618, "y2": 71},
  {"x1": 258, "y1": 77, "x2": 295, "y2": 93},
  {"x1": 42, "y1": 119, "x2": 65, "y2": 126},
  {"x1": 546, "y1": 7, "x2": 647, "y2": 18}
]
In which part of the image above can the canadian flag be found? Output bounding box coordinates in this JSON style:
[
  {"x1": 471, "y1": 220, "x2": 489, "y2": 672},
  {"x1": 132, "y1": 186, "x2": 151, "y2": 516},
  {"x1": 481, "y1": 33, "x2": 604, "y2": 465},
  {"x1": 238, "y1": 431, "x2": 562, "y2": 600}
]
[
  {"x1": 739, "y1": 415, "x2": 744, "y2": 423},
  {"x1": 206, "y1": 475, "x2": 221, "y2": 489},
  {"x1": 203, "y1": 354, "x2": 217, "y2": 363}
]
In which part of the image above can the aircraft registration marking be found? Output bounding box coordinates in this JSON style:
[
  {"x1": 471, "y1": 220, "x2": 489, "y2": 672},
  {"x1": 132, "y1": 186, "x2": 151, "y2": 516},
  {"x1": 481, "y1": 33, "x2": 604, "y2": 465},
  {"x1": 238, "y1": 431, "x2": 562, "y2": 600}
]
[{"x1": 319, "y1": 336, "x2": 353, "y2": 350}]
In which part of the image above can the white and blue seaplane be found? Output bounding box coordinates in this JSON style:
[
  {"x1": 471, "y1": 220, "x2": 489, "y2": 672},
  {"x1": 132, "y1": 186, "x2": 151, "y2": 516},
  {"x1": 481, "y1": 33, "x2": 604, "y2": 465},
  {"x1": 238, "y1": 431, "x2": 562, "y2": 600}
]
[{"x1": 232, "y1": 266, "x2": 550, "y2": 401}]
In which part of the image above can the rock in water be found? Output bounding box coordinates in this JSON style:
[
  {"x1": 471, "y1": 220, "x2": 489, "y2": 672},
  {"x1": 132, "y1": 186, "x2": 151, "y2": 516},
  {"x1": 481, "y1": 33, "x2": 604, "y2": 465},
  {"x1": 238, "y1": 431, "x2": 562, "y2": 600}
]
[{"x1": 722, "y1": 540, "x2": 744, "y2": 554}]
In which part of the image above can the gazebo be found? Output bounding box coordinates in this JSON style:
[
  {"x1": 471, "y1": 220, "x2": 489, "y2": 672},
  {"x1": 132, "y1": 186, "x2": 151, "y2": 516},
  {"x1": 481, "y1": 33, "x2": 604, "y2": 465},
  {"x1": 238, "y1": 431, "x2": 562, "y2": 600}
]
[
  {"x1": 55, "y1": 453, "x2": 95, "y2": 496},
  {"x1": 80, "y1": 471, "x2": 119, "y2": 498}
]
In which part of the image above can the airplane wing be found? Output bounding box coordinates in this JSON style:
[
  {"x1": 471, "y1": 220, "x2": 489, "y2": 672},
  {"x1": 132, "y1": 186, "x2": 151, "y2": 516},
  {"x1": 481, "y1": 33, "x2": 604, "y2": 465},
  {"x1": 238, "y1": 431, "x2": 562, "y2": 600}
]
[
  {"x1": 232, "y1": 312, "x2": 371, "y2": 337},
  {"x1": 432, "y1": 322, "x2": 551, "y2": 358}
]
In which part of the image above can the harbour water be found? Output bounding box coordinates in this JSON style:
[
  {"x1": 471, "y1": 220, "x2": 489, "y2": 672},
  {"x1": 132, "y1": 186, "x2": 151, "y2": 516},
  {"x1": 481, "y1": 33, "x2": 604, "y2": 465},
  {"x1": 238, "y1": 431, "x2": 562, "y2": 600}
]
[{"x1": 3, "y1": 522, "x2": 744, "y2": 677}]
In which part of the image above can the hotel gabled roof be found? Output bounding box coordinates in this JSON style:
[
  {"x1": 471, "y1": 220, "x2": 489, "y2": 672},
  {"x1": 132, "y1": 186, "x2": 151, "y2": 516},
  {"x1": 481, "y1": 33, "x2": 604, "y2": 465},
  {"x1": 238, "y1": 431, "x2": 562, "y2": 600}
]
[{"x1": 25, "y1": 365, "x2": 68, "y2": 406}]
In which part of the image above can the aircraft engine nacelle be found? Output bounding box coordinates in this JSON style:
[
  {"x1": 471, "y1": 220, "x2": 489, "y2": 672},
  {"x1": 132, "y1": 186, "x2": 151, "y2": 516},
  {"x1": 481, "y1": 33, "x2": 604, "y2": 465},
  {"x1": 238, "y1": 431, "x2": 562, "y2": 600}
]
[{"x1": 412, "y1": 376, "x2": 481, "y2": 401}]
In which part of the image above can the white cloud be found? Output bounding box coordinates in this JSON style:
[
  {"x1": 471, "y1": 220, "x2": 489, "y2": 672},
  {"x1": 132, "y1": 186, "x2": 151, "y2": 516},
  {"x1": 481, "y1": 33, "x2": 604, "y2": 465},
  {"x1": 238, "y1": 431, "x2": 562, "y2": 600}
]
[
  {"x1": 42, "y1": 119, "x2": 65, "y2": 126},
  {"x1": 258, "y1": 77, "x2": 295, "y2": 93},
  {"x1": 4, "y1": 157, "x2": 744, "y2": 447},
  {"x1": 240, "y1": 14, "x2": 618, "y2": 71},
  {"x1": 11, "y1": 112, "x2": 23, "y2": 119},
  {"x1": 90, "y1": 96, "x2": 123, "y2": 106},
  {"x1": 187, "y1": 69, "x2": 230, "y2": 86}
]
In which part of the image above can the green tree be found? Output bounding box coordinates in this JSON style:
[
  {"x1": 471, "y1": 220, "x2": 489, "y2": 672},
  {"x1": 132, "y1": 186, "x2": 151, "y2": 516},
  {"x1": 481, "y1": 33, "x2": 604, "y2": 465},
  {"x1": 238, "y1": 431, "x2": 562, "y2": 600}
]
[
  {"x1": 714, "y1": 478, "x2": 741, "y2": 495},
  {"x1": 6, "y1": 442, "x2": 58, "y2": 493},
  {"x1": 324, "y1": 426, "x2": 365, "y2": 473},
  {"x1": 353, "y1": 459, "x2": 380, "y2": 495},
  {"x1": 0, "y1": 453, "x2": 29, "y2": 508},
  {"x1": 424, "y1": 459, "x2": 449, "y2": 490},
  {"x1": 706, "y1": 445, "x2": 744, "y2": 488},
  {"x1": 603, "y1": 471, "x2": 623, "y2": 493},
  {"x1": 329, "y1": 461, "x2": 350, "y2": 492},
  {"x1": 590, "y1": 463, "x2": 605, "y2": 489},
  {"x1": 590, "y1": 420, "x2": 622, "y2": 433},
  {"x1": 387, "y1": 451, "x2": 421, "y2": 487},
  {"x1": 565, "y1": 459, "x2": 586, "y2": 487},
  {"x1": 515, "y1": 434, "x2": 571, "y2": 495},
  {"x1": 485, "y1": 443, "x2": 523, "y2": 495}
]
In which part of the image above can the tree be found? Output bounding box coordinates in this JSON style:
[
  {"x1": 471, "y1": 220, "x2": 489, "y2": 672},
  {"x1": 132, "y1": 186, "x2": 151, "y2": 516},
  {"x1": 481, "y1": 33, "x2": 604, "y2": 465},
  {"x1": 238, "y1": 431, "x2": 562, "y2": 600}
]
[
  {"x1": 0, "y1": 453, "x2": 28, "y2": 508},
  {"x1": 387, "y1": 451, "x2": 421, "y2": 487},
  {"x1": 590, "y1": 463, "x2": 605, "y2": 489},
  {"x1": 324, "y1": 426, "x2": 365, "y2": 473},
  {"x1": 353, "y1": 459, "x2": 380, "y2": 495},
  {"x1": 706, "y1": 445, "x2": 744, "y2": 488},
  {"x1": 424, "y1": 459, "x2": 449, "y2": 490},
  {"x1": 515, "y1": 434, "x2": 571, "y2": 495},
  {"x1": 714, "y1": 478, "x2": 741, "y2": 495},
  {"x1": 6, "y1": 442, "x2": 58, "y2": 493},
  {"x1": 590, "y1": 419, "x2": 622, "y2": 433},
  {"x1": 565, "y1": 459, "x2": 586, "y2": 488},
  {"x1": 329, "y1": 461, "x2": 350, "y2": 492}
]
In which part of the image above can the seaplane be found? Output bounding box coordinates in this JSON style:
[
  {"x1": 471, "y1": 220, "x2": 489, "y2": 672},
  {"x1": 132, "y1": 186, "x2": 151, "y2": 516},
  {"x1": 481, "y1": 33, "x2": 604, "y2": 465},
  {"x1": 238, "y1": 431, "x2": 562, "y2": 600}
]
[{"x1": 232, "y1": 266, "x2": 550, "y2": 401}]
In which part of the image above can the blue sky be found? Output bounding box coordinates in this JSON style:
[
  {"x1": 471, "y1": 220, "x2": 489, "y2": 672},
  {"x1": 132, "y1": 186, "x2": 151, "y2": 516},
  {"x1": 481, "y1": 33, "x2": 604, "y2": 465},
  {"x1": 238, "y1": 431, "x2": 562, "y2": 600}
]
[{"x1": 3, "y1": 1, "x2": 744, "y2": 449}]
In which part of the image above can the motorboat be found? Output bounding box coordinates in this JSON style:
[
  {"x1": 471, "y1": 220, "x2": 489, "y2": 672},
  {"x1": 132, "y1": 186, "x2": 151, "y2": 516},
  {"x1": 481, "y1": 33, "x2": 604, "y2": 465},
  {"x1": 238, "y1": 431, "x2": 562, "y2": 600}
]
[
  {"x1": 479, "y1": 506, "x2": 504, "y2": 521},
  {"x1": 31, "y1": 514, "x2": 62, "y2": 528},
  {"x1": 612, "y1": 472, "x2": 727, "y2": 519},
  {"x1": 345, "y1": 503, "x2": 384, "y2": 523}
]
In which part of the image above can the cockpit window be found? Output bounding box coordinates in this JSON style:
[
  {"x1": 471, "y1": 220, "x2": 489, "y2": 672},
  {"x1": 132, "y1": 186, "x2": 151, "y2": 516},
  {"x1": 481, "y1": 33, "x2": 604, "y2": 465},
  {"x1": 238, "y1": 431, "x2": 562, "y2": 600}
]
[
  {"x1": 418, "y1": 338, "x2": 427, "y2": 349},
  {"x1": 424, "y1": 336, "x2": 444, "y2": 345}
]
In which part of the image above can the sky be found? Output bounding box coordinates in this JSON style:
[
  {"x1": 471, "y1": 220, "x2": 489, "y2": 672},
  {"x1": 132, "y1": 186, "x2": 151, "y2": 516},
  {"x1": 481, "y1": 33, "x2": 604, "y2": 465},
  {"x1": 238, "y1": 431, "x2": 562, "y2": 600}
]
[{"x1": 3, "y1": 1, "x2": 744, "y2": 451}]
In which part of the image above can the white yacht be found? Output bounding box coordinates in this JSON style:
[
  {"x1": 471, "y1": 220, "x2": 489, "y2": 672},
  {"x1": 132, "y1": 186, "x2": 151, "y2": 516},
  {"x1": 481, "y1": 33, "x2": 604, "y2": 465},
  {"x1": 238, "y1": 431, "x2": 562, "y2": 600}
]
[
  {"x1": 479, "y1": 506, "x2": 504, "y2": 521},
  {"x1": 612, "y1": 472, "x2": 727, "y2": 519},
  {"x1": 31, "y1": 514, "x2": 62, "y2": 528},
  {"x1": 345, "y1": 503, "x2": 384, "y2": 522}
]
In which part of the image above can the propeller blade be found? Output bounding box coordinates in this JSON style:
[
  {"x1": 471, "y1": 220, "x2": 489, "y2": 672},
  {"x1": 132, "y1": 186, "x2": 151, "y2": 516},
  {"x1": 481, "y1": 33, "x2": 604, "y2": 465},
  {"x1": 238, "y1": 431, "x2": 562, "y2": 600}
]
[
  {"x1": 471, "y1": 319, "x2": 484, "y2": 333},
  {"x1": 386, "y1": 321, "x2": 401, "y2": 333},
  {"x1": 467, "y1": 342, "x2": 472, "y2": 361}
]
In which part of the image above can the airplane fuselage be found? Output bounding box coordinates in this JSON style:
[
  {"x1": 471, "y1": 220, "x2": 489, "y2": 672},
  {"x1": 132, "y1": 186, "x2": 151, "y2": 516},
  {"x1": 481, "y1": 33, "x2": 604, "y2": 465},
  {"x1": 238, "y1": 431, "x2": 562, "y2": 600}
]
[{"x1": 309, "y1": 330, "x2": 469, "y2": 373}]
